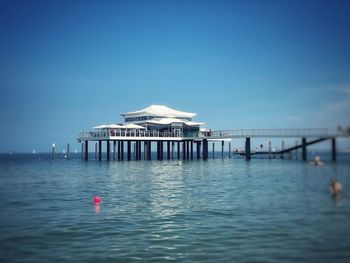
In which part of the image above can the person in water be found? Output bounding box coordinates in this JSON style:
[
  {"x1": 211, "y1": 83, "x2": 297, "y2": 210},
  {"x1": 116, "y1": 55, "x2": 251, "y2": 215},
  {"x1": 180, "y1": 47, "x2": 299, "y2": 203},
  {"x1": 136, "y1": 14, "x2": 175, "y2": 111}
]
[
  {"x1": 311, "y1": 155, "x2": 324, "y2": 166},
  {"x1": 330, "y1": 177, "x2": 342, "y2": 196}
]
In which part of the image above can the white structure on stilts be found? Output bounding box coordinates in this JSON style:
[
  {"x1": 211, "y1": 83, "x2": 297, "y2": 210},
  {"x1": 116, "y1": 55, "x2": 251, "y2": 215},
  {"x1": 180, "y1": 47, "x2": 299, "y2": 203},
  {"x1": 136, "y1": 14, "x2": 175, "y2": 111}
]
[{"x1": 120, "y1": 105, "x2": 204, "y2": 136}]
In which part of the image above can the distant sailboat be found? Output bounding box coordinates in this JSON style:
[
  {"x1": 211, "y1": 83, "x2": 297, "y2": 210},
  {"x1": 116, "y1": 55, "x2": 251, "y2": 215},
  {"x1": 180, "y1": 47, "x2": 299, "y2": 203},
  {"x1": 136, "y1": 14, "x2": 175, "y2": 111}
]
[{"x1": 32, "y1": 149, "x2": 36, "y2": 154}]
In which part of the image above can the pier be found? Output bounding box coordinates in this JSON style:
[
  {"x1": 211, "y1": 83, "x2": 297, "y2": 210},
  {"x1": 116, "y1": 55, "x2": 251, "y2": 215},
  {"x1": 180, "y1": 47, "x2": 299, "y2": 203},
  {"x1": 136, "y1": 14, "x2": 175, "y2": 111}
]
[
  {"x1": 77, "y1": 105, "x2": 350, "y2": 162},
  {"x1": 77, "y1": 127, "x2": 350, "y2": 162}
]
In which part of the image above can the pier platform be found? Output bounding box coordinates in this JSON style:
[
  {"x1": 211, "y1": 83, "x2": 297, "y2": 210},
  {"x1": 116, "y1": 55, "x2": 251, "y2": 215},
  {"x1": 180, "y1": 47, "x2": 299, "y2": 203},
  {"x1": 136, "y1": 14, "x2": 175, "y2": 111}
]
[{"x1": 77, "y1": 127, "x2": 350, "y2": 162}]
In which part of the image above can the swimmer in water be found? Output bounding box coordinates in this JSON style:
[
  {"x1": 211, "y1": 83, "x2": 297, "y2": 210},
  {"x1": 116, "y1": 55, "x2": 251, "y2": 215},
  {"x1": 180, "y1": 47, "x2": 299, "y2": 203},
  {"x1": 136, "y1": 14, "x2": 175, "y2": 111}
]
[
  {"x1": 329, "y1": 177, "x2": 342, "y2": 196},
  {"x1": 310, "y1": 155, "x2": 324, "y2": 166},
  {"x1": 177, "y1": 161, "x2": 182, "y2": 166}
]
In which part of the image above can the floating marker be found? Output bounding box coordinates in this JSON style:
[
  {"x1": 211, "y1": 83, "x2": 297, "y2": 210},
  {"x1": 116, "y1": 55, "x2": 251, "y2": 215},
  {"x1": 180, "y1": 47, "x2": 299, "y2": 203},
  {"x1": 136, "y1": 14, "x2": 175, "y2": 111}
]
[{"x1": 93, "y1": 196, "x2": 101, "y2": 205}]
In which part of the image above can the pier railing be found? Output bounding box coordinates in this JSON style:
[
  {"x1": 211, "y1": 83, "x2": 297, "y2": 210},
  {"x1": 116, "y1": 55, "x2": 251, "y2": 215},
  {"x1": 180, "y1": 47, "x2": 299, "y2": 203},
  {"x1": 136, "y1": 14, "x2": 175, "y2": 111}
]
[
  {"x1": 78, "y1": 130, "x2": 183, "y2": 140},
  {"x1": 207, "y1": 128, "x2": 350, "y2": 138}
]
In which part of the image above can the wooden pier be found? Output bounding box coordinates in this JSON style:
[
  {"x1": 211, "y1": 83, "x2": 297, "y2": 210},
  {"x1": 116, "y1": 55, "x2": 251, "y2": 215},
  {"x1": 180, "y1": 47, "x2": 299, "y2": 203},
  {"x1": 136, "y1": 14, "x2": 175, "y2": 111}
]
[{"x1": 77, "y1": 128, "x2": 350, "y2": 162}]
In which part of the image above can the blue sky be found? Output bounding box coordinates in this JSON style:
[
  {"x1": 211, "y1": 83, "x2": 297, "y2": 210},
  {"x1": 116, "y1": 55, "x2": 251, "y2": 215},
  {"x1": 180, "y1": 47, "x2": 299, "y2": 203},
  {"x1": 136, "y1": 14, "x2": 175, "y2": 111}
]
[{"x1": 1, "y1": 0, "x2": 349, "y2": 152}]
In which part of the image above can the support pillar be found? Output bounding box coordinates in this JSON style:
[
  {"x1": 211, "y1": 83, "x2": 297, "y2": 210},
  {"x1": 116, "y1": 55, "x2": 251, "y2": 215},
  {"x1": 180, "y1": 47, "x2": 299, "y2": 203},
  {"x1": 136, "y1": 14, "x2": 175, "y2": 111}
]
[
  {"x1": 182, "y1": 141, "x2": 186, "y2": 160},
  {"x1": 221, "y1": 140, "x2": 224, "y2": 158},
  {"x1": 85, "y1": 141, "x2": 89, "y2": 161},
  {"x1": 245, "y1": 137, "x2": 251, "y2": 161},
  {"x1": 212, "y1": 142, "x2": 215, "y2": 158},
  {"x1": 52, "y1": 143, "x2": 56, "y2": 160},
  {"x1": 190, "y1": 141, "x2": 193, "y2": 160},
  {"x1": 186, "y1": 141, "x2": 190, "y2": 160},
  {"x1": 137, "y1": 141, "x2": 140, "y2": 160},
  {"x1": 157, "y1": 141, "x2": 161, "y2": 160},
  {"x1": 229, "y1": 142, "x2": 231, "y2": 158},
  {"x1": 177, "y1": 141, "x2": 180, "y2": 160},
  {"x1": 145, "y1": 141, "x2": 151, "y2": 160},
  {"x1": 121, "y1": 141, "x2": 124, "y2": 161},
  {"x1": 302, "y1": 138, "x2": 307, "y2": 161},
  {"x1": 139, "y1": 141, "x2": 142, "y2": 160},
  {"x1": 127, "y1": 141, "x2": 131, "y2": 161},
  {"x1": 66, "y1": 143, "x2": 70, "y2": 160},
  {"x1": 98, "y1": 140, "x2": 102, "y2": 161},
  {"x1": 332, "y1": 138, "x2": 336, "y2": 162},
  {"x1": 113, "y1": 141, "x2": 116, "y2": 161},
  {"x1": 135, "y1": 142, "x2": 137, "y2": 160},
  {"x1": 134, "y1": 142, "x2": 136, "y2": 160},
  {"x1": 203, "y1": 139, "x2": 208, "y2": 160},
  {"x1": 148, "y1": 141, "x2": 152, "y2": 160},
  {"x1": 138, "y1": 141, "x2": 140, "y2": 160},
  {"x1": 172, "y1": 141, "x2": 174, "y2": 159},
  {"x1": 95, "y1": 142, "x2": 98, "y2": 160},
  {"x1": 167, "y1": 141, "x2": 170, "y2": 160},
  {"x1": 106, "y1": 140, "x2": 110, "y2": 161},
  {"x1": 80, "y1": 142, "x2": 83, "y2": 160},
  {"x1": 196, "y1": 141, "x2": 201, "y2": 159},
  {"x1": 118, "y1": 141, "x2": 121, "y2": 160}
]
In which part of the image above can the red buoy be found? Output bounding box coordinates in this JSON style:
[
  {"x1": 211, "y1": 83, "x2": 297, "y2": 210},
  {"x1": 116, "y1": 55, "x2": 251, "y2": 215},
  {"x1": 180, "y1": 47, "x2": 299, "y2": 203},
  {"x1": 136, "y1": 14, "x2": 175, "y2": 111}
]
[{"x1": 93, "y1": 195, "x2": 101, "y2": 205}]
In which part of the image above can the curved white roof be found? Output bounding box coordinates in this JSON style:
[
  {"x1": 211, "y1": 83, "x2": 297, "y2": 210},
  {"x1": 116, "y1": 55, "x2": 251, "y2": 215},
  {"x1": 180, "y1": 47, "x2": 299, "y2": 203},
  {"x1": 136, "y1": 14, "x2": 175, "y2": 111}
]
[{"x1": 121, "y1": 105, "x2": 196, "y2": 118}]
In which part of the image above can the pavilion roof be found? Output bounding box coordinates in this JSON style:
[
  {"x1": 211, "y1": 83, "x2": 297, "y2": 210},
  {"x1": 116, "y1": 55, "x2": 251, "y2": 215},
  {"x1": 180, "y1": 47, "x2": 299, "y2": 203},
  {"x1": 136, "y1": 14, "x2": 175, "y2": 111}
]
[{"x1": 120, "y1": 105, "x2": 196, "y2": 118}]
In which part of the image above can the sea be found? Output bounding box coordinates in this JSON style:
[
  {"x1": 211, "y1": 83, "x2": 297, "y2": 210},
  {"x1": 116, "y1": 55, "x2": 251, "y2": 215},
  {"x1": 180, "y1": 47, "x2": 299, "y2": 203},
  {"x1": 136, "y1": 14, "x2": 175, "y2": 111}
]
[{"x1": 0, "y1": 152, "x2": 350, "y2": 262}]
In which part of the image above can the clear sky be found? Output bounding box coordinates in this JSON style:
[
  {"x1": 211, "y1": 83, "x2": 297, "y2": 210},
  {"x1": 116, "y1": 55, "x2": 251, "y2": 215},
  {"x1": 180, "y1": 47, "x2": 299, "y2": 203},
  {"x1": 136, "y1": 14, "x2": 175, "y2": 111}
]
[{"x1": 1, "y1": 0, "x2": 349, "y2": 153}]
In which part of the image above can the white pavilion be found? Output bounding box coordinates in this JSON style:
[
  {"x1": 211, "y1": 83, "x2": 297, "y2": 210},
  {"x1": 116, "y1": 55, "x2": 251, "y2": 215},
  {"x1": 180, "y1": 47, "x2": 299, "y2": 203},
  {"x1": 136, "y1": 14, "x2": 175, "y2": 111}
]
[{"x1": 120, "y1": 105, "x2": 204, "y2": 136}]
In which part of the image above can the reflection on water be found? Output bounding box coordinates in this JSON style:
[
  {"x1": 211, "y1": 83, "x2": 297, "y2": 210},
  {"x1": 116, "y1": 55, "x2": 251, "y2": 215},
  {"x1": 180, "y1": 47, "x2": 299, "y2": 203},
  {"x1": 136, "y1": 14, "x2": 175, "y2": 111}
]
[
  {"x1": 149, "y1": 167, "x2": 186, "y2": 217},
  {"x1": 94, "y1": 204, "x2": 101, "y2": 214}
]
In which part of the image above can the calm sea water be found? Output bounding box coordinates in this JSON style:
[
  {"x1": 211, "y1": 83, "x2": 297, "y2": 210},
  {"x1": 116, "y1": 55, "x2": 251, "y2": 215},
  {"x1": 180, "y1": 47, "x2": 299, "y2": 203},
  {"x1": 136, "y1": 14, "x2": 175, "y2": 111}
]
[{"x1": 0, "y1": 153, "x2": 350, "y2": 262}]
